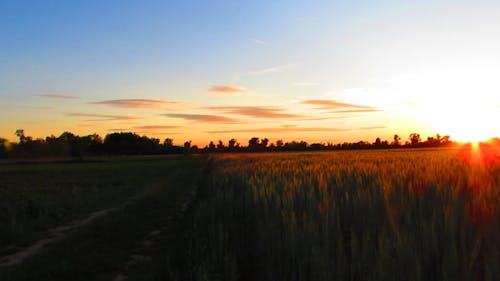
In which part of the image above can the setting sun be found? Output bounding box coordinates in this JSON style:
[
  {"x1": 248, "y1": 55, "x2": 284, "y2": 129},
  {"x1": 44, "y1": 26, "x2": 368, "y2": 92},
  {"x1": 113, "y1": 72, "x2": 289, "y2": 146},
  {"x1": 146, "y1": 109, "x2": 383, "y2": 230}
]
[{"x1": 426, "y1": 100, "x2": 498, "y2": 143}]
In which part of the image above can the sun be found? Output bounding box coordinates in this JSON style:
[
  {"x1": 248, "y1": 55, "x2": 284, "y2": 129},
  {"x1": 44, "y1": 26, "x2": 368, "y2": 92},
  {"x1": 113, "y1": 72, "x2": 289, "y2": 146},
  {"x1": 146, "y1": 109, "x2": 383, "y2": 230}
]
[
  {"x1": 390, "y1": 66, "x2": 499, "y2": 143},
  {"x1": 424, "y1": 98, "x2": 498, "y2": 143}
]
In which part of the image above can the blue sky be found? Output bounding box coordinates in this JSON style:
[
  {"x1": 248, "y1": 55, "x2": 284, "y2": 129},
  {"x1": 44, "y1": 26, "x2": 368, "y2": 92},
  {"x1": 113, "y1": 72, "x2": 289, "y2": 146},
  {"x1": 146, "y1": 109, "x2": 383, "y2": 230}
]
[{"x1": 1, "y1": 0, "x2": 499, "y2": 144}]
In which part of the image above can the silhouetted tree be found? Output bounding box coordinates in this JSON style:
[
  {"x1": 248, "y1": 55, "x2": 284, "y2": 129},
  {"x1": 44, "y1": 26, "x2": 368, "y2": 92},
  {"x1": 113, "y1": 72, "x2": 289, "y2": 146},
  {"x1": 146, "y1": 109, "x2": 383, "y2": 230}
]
[
  {"x1": 228, "y1": 138, "x2": 238, "y2": 150},
  {"x1": 208, "y1": 141, "x2": 216, "y2": 151},
  {"x1": 103, "y1": 132, "x2": 162, "y2": 155},
  {"x1": 392, "y1": 134, "x2": 401, "y2": 146},
  {"x1": 15, "y1": 129, "x2": 26, "y2": 143},
  {"x1": 0, "y1": 138, "x2": 11, "y2": 157},
  {"x1": 217, "y1": 140, "x2": 225, "y2": 150},
  {"x1": 310, "y1": 143, "x2": 326, "y2": 150},
  {"x1": 80, "y1": 133, "x2": 102, "y2": 155},
  {"x1": 1, "y1": 128, "x2": 462, "y2": 158},
  {"x1": 248, "y1": 137, "x2": 261, "y2": 151},
  {"x1": 276, "y1": 139, "x2": 284, "y2": 148},
  {"x1": 261, "y1": 138, "x2": 269, "y2": 148},
  {"x1": 164, "y1": 138, "x2": 174, "y2": 147},
  {"x1": 441, "y1": 135, "x2": 451, "y2": 144},
  {"x1": 409, "y1": 133, "x2": 421, "y2": 146},
  {"x1": 373, "y1": 137, "x2": 390, "y2": 149},
  {"x1": 284, "y1": 140, "x2": 307, "y2": 151},
  {"x1": 183, "y1": 140, "x2": 192, "y2": 155}
]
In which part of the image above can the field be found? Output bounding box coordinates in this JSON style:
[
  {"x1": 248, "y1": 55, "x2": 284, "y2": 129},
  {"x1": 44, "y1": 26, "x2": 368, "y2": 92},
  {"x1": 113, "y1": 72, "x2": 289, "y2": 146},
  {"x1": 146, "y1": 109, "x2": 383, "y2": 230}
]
[
  {"x1": 1, "y1": 147, "x2": 500, "y2": 281},
  {"x1": 171, "y1": 147, "x2": 500, "y2": 281},
  {"x1": 0, "y1": 155, "x2": 208, "y2": 281}
]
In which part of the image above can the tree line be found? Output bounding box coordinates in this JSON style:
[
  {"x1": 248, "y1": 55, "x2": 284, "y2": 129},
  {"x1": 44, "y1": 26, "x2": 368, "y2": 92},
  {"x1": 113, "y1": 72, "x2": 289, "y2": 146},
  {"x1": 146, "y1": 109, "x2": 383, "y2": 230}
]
[{"x1": 0, "y1": 129, "x2": 462, "y2": 159}]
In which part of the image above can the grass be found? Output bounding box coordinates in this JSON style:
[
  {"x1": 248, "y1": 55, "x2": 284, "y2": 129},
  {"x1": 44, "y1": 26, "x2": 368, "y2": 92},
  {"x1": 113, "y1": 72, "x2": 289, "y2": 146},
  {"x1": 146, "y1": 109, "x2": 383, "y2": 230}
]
[
  {"x1": 0, "y1": 156, "x2": 191, "y2": 249},
  {"x1": 167, "y1": 148, "x2": 500, "y2": 281},
  {"x1": 0, "y1": 155, "x2": 208, "y2": 281}
]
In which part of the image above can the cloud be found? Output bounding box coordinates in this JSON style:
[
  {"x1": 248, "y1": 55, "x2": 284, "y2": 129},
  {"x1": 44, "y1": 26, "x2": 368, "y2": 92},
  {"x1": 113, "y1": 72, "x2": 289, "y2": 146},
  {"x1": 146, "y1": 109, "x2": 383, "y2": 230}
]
[
  {"x1": 66, "y1": 113, "x2": 140, "y2": 121},
  {"x1": 248, "y1": 38, "x2": 266, "y2": 45},
  {"x1": 133, "y1": 125, "x2": 180, "y2": 130},
  {"x1": 138, "y1": 132, "x2": 181, "y2": 135},
  {"x1": 298, "y1": 115, "x2": 355, "y2": 121},
  {"x1": 207, "y1": 127, "x2": 350, "y2": 134},
  {"x1": 210, "y1": 106, "x2": 305, "y2": 119},
  {"x1": 90, "y1": 99, "x2": 177, "y2": 108},
  {"x1": 38, "y1": 94, "x2": 78, "y2": 99},
  {"x1": 300, "y1": 99, "x2": 382, "y2": 116},
  {"x1": 163, "y1": 113, "x2": 238, "y2": 123},
  {"x1": 251, "y1": 64, "x2": 295, "y2": 75},
  {"x1": 332, "y1": 109, "x2": 382, "y2": 113},
  {"x1": 300, "y1": 99, "x2": 373, "y2": 109},
  {"x1": 358, "y1": 126, "x2": 387, "y2": 130},
  {"x1": 107, "y1": 128, "x2": 132, "y2": 132},
  {"x1": 207, "y1": 125, "x2": 387, "y2": 134},
  {"x1": 19, "y1": 105, "x2": 53, "y2": 110},
  {"x1": 107, "y1": 128, "x2": 181, "y2": 135},
  {"x1": 207, "y1": 86, "x2": 246, "y2": 94}
]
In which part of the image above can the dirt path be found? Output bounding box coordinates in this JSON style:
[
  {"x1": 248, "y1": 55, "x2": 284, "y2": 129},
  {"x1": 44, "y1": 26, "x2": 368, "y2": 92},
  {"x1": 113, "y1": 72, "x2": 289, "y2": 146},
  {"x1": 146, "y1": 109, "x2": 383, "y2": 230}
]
[
  {"x1": 0, "y1": 186, "x2": 198, "y2": 274},
  {"x1": 111, "y1": 188, "x2": 198, "y2": 281},
  {"x1": 0, "y1": 199, "x2": 134, "y2": 267}
]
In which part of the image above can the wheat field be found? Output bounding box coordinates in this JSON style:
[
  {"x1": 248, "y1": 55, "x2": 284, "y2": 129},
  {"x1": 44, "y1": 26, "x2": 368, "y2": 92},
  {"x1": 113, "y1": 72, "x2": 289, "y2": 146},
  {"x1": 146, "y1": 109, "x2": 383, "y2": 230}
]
[{"x1": 174, "y1": 147, "x2": 500, "y2": 281}]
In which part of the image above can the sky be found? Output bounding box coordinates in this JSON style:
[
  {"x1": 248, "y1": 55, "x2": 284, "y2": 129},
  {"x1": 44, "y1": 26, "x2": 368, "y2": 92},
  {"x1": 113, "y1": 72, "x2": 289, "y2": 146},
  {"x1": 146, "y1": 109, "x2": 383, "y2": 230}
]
[{"x1": 1, "y1": 0, "x2": 499, "y2": 146}]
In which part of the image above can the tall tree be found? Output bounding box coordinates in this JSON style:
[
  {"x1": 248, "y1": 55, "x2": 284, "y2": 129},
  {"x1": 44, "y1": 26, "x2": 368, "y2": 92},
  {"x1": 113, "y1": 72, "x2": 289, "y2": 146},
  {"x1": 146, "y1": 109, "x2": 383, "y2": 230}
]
[
  {"x1": 392, "y1": 134, "x2": 401, "y2": 146},
  {"x1": 409, "y1": 133, "x2": 421, "y2": 146}
]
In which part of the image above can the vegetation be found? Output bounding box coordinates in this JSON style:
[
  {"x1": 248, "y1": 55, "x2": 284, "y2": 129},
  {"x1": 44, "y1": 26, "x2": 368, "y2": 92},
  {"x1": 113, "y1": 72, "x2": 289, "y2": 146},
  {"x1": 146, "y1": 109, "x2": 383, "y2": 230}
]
[
  {"x1": 167, "y1": 146, "x2": 500, "y2": 281},
  {"x1": 0, "y1": 129, "x2": 460, "y2": 159},
  {"x1": 0, "y1": 155, "x2": 208, "y2": 281},
  {"x1": 2, "y1": 144, "x2": 500, "y2": 280}
]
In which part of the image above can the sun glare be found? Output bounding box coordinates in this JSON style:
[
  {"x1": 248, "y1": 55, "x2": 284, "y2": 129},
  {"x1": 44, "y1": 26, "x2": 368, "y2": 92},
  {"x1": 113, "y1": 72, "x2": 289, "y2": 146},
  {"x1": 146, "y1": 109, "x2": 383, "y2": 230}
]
[
  {"x1": 427, "y1": 103, "x2": 496, "y2": 143},
  {"x1": 406, "y1": 70, "x2": 500, "y2": 143}
]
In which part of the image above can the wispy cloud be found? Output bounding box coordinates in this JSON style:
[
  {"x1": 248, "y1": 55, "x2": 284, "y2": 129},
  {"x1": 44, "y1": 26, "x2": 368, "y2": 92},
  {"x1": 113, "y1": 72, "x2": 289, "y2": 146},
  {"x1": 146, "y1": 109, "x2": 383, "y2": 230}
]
[
  {"x1": 19, "y1": 105, "x2": 53, "y2": 110},
  {"x1": 107, "y1": 128, "x2": 132, "y2": 132},
  {"x1": 210, "y1": 106, "x2": 304, "y2": 119},
  {"x1": 207, "y1": 124, "x2": 387, "y2": 134},
  {"x1": 106, "y1": 128, "x2": 181, "y2": 135},
  {"x1": 300, "y1": 99, "x2": 373, "y2": 109},
  {"x1": 37, "y1": 94, "x2": 78, "y2": 99},
  {"x1": 90, "y1": 99, "x2": 177, "y2": 108},
  {"x1": 358, "y1": 126, "x2": 387, "y2": 130},
  {"x1": 248, "y1": 38, "x2": 266, "y2": 45},
  {"x1": 133, "y1": 125, "x2": 180, "y2": 130},
  {"x1": 332, "y1": 109, "x2": 381, "y2": 113},
  {"x1": 207, "y1": 127, "x2": 349, "y2": 134},
  {"x1": 251, "y1": 64, "x2": 295, "y2": 75},
  {"x1": 163, "y1": 113, "x2": 238, "y2": 123},
  {"x1": 207, "y1": 86, "x2": 246, "y2": 94},
  {"x1": 66, "y1": 113, "x2": 140, "y2": 121}
]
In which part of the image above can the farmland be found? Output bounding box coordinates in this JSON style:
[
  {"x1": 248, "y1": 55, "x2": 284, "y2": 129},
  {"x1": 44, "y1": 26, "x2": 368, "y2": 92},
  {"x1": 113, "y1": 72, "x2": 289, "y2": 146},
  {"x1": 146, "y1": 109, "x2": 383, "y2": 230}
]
[
  {"x1": 0, "y1": 155, "x2": 208, "y2": 281},
  {"x1": 170, "y1": 147, "x2": 500, "y2": 281},
  {"x1": 1, "y1": 147, "x2": 500, "y2": 281}
]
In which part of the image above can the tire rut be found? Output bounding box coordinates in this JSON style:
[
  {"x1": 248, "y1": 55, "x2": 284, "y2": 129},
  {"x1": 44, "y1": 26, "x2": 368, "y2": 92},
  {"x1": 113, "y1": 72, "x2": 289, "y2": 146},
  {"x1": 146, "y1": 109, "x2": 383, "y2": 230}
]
[
  {"x1": 0, "y1": 198, "x2": 135, "y2": 267},
  {"x1": 111, "y1": 188, "x2": 198, "y2": 281}
]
